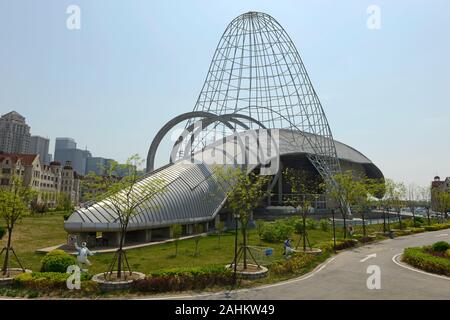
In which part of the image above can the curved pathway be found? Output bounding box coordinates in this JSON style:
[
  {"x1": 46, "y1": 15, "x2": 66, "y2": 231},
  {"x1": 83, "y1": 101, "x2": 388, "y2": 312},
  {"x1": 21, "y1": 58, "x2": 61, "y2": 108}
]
[{"x1": 140, "y1": 229, "x2": 450, "y2": 300}]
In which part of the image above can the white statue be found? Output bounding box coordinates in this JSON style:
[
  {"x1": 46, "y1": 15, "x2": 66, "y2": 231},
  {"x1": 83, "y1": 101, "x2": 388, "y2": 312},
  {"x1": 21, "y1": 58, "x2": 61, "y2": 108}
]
[{"x1": 74, "y1": 242, "x2": 95, "y2": 271}]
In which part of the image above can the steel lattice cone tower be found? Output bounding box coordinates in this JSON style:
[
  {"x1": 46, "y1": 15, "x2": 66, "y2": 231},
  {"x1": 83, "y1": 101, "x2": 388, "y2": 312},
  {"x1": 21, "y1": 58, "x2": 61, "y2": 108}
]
[{"x1": 189, "y1": 11, "x2": 341, "y2": 179}]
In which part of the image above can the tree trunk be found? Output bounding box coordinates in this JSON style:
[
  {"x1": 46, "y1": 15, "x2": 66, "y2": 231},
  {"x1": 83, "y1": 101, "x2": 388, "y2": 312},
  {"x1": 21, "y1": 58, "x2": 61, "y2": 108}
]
[
  {"x1": 341, "y1": 207, "x2": 347, "y2": 239},
  {"x1": 397, "y1": 210, "x2": 403, "y2": 229},
  {"x1": 1, "y1": 228, "x2": 13, "y2": 276},
  {"x1": 382, "y1": 208, "x2": 386, "y2": 233},
  {"x1": 116, "y1": 230, "x2": 126, "y2": 278},
  {"x1": 302, "y1": 211, "x2": 306, "y2": 251},
  {"x1": 242, "y1": 227, "x2": 247, "y2": 270},
  {"x1": 362, "y1": 212, "x2": 366, "y2": 236},
  {"x1": 427, "y1": 208, "x2": 431, "y2": 226}
]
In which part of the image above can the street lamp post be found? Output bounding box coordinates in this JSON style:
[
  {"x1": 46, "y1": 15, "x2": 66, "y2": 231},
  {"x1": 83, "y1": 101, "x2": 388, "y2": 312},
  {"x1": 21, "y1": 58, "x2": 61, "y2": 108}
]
[
  {"x1": 233, "y1": 213, "x2": 240, "y2": 285},
  {"x1": 331, "y1": 208, "x2": 337, "y2": 253}
]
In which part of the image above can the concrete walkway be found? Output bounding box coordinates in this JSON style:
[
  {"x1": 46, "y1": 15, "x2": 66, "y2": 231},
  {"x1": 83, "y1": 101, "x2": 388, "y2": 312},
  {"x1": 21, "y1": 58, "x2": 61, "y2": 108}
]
[{"x1": 36, "y1": 232, "x2": 208, "y2": 255}]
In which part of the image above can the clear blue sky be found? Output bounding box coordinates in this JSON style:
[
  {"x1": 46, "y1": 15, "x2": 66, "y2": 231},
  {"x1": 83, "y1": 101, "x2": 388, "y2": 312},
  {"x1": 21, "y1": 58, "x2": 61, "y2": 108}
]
[{"x1": 1, "y1": 0, "x2": 449, "y2": 188}]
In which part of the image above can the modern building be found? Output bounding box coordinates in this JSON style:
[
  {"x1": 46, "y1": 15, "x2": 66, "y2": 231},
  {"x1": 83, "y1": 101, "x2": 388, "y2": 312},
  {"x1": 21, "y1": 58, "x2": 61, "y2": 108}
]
[
  {"x1": 64, "y1": 12, "x2": 384, "y2": 247},
  {"x1": 0, "y1": 111, "x2": 31, "y2": 154},
  {"x1": 0, "y1": 152, "x2": 81, "y2": 206},
  {"x1": 30, "y1": 135, "x2": 51, "y2": 165},
  {"x1": 85, "y1": 157, "x2": 113, "y2": 176},
  {"x1": 55, "y1": 137, "x2": 77, "y2": 150},
  {"x1": 54, "y1": 137, "x2": 91, "y2": 176}
]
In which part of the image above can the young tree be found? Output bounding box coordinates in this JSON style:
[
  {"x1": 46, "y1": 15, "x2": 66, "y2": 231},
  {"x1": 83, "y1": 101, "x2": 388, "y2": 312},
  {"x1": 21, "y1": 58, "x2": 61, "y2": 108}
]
[
  {"x1": 215, "y1": 220, "x2": 225, "y2": 248},
  {"x1": 255, "y1": 219, "x2": 266, "y2": 245},
  {"x1": 326, "y1": 171, "x2": 361, "y2": 239},
  {"x1": 83, "y1": 154, "x2": 165, "y2": 279},
  {"x1": 408, "y1": 184, "x2": 419, "y2": 227},
  {"x1": 283, "y1": 168, "x2": 323, "y2": 251},
  {"x1": 56, "y1": 192, "x2": 74, "y2": 212},
  {"x1": 215, "y1": 166, "x2": 270, "y2": 269},
  {"x1": 171, "y1": 224, "x2": 182, "y2": 256},
  {"x1": 385, "y1": 179, "x2": 406, "y2": 229},
  {"x1": 0, "y1": 175, "x2": 36, "y2": 276},
  {"x1": 192, "y1": 224, "x2": 204, "y2": 257},
  {"x1": 418, "y1": 186, "x2": 432, "y2": 225},
  {"x1": 432, "y1": 189, "x2": 450, "y2": 222},
  {"x1": 353, "y1": 178, "x2": 382, "y2": 237}
]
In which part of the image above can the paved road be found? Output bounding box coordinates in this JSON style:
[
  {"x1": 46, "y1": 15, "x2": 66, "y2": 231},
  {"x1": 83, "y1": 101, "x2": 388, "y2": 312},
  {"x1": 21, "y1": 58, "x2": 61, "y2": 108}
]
[{"x1": 147, "y1": 229, "x2": 450, "y2": 300}]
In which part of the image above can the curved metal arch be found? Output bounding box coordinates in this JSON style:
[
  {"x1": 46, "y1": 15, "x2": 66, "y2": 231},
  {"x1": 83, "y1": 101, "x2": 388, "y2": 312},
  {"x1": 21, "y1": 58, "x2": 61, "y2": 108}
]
[
  {"x1": 172, "y1": 113, "x2": 268, "y2": 164},
  {"x1": 146, "y1": 111, "x2": 251, "y2": 173}
]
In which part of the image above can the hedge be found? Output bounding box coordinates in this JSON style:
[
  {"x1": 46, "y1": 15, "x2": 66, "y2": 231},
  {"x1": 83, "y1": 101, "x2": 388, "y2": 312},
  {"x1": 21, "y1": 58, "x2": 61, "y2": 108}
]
[
  {"x1": 320, "y1": 239, "x2": 357, "y2": 252},
  {"x1": 423, "y1": 224, "x2": 450, "y2": 231},
  {"x1": 13, "y1": 272, "x2": 95, "y2": 291},
  {"x1": 269, "y1": 253, "x2": 318, "y2": 276},
  {"x1": 133, "y1": 266, "x2": 233, "y2": 293},
  {"x1": 402, "y1": 247, "x2": 450, "y2": 276}
]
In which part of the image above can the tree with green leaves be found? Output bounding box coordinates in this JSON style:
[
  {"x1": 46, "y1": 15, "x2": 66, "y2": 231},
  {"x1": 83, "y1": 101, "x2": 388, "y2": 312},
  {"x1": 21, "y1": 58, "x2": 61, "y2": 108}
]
[
  {"x1": 192, "y1": 224, "x2": 204, "y2": 257},
  {"x1": 432, "y1": 189, "x2": 450, "y2": 222},
  {"x1": 56, "y1": 192, "x2": 74, "y2": 212},
  {"x1": 83, "y1": 154, "x2": 165, "y2": 279},
  {"x1": 215, "y1": 166, "x2": 270, "y2": 270},
  {"x1": 283, "y1": 168, "x2": 323, "y2": 251},
  {"x1": 255, "y1": 219, "x2": 266, "y2": 245},
  {"x1": 353, "y1": 178, "x2": 381, "y2": 237},
  {"x1": 171, "y1": 224, "x2": 182, "y2": 256},
  {"x1": 326, "y1": 170, "x2": 362, "y2": 239},
  {"x1": 418, "y1": 186, "x2": 431, "y2": 225},
  {"x1": 384, "y1": 179, "x2": 406, "y2": 229},
  {"x1": 0, "y1": 175, "x2": 36, "y2": 276},
  {"x1": 215, "y1": 220, "x2": 225, "y2": 248}
]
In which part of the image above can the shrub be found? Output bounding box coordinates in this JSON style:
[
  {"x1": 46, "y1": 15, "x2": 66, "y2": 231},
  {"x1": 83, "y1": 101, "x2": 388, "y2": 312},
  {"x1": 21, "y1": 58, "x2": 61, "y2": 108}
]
[
  {"x1": 40, "y1": 249, "x2": 76, "y2": 273},
  {"x1": 410, "y1": 227, "x2": 425, "y2": 234},
  {"x1": 445, "y1": 249, "x2": 450, "y2": 258},
  {"x1": 319, "y1": 219, "x2": 329, "y2": 232},
  {"x1": 269, "y1": 253, "x2": 317, "y2": 276},
  {"x1": 0, "y1": 226, "x2": 5, "y2": 240},
  {"x1": 306, "y1": 218, "x2": 318, "y2": 230},
  {"x1": 261, "y1": 220, "x2": 294, "y2": 243},
  {"x1": 133, "y1": 266, "x2": 233, "y2": 293},
  {"x1": 320, "y1": 239, "x2": 357, "y2": 251},
  {"x1": 14, "y1": 272, "x2": 94, "y2": 291},
  {"x1": 424, "y1": 224, "x2": 450, "y2": 231},
  {"x1": 402, "y1": 247, "x2": 450, "y2": 276},
  {"x1": 432, "y1": 241, "x2": 450, "y2": 253}
]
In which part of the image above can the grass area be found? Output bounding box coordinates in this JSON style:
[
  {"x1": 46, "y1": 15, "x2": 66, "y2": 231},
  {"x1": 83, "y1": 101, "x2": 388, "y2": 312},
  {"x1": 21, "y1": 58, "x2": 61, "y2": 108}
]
[
  {"x1": 0, "y1": 212, "x2": 68, "y2": 271},
  {"x1": 1, "y1": 212, "x2": 389, "y2": 275},
  {"x1": 1, "y1": 214, "x2": 449, "y2": 298}
]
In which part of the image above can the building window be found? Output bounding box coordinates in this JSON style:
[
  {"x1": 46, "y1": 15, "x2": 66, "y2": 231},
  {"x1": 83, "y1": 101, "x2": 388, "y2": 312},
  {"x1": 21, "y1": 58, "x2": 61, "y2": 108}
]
[
  {"x1": 1, "y1": 179, "x2": 9, "y2": 186},
  {"x1": 2, "y1": 168, "x2": 11, "y2": 174}
]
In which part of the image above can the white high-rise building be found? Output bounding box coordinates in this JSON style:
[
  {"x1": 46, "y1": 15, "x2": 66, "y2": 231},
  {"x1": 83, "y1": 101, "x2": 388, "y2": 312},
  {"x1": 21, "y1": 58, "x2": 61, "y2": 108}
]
[{"x1": 0, "y1": 111, "x2": 31, "y2": 154}]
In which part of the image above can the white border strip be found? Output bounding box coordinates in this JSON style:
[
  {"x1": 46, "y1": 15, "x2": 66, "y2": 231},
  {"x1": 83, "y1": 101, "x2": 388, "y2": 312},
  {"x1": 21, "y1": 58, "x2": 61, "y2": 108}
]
[{"x1": 392, "y1": 253, "x2": 450, "y2": 281}]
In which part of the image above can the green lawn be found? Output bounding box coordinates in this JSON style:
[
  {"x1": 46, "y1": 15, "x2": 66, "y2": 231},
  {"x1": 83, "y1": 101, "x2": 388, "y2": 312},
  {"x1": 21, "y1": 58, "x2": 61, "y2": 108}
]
[{"x1": 1, "y1": 212, "x2": 390, "y2": 275}]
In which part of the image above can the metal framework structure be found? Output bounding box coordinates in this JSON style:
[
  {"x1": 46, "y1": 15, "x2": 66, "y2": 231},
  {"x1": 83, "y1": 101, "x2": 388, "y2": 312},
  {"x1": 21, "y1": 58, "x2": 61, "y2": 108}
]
[{"x1": 187, "y1": 11, "x2": 341, "y2": 180}]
